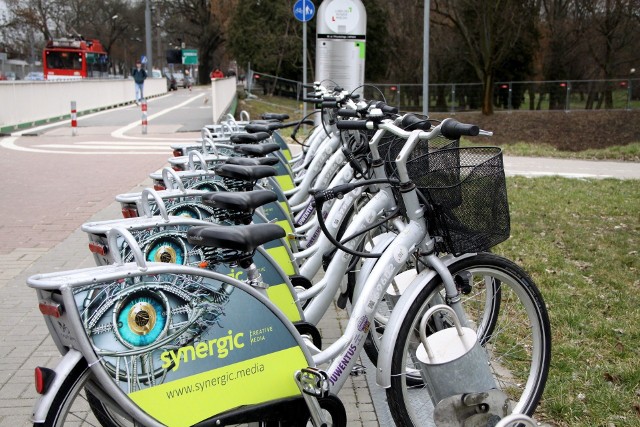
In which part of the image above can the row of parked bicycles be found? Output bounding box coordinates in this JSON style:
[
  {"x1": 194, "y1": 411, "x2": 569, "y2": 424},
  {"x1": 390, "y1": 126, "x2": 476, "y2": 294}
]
[{"x1": 28, "y1": 82, "x2": 551, "y2": 426}]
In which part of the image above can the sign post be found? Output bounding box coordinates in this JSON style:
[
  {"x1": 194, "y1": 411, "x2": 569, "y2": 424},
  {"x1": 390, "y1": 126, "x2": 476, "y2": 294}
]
[{"x1": 293, "y1": 0, "x2": 315, "y2": 121}]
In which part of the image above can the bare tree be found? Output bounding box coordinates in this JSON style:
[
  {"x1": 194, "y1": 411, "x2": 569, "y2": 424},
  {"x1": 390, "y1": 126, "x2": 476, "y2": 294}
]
[
  {"x1": 433, "y1": 0, "x2": 538, "y2": 114},
  {"x1": 574, "y1": 0, "x2": 640, "y2": 108},
  {"x1": 158, "y1": 0, "x2": 223, "y2": 84}
]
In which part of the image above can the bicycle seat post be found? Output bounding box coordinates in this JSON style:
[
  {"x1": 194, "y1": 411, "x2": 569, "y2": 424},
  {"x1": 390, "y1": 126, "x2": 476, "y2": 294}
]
[{"x1": 242, "y1": 256, "x2": 268, "y2": 291}]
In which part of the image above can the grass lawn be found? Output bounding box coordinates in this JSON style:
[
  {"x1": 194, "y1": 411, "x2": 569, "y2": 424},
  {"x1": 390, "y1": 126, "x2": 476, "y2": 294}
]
[
  {"x1": 496, "y1": 177, "x2": 639, "y2": 426},
  {"x1": 237, "y1": 94, "x2": 640, "y2": 425}
]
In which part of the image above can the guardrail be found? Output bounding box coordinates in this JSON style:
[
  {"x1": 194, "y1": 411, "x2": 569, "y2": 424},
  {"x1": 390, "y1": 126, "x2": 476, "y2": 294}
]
[
  {"x1": 247, "y1": 72, "x2": 640, "y2": 113},
  {"x1": 0, "y1": 78, "x2": 166, "y2": 133}
]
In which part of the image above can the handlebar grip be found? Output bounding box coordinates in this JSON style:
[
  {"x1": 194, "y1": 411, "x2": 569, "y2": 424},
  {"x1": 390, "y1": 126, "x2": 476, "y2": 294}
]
[
  {"x1": 440, "y1": 119, "x2": 480, "y2": 139},
  {"x1": 303, "y1": 97, "x2": 322, "y2": 103},
  {"x1": 302, "y1": 84, "x2": 315, "y2": 89},
  {"x1": 401, "y1": 114, "x2": 431, "y2": 131},
  {"x1": 337, "y1": 108, "x2": 358, "y2": 118},
  {"x1": 262, "y1": 113, "x2": 289, "y2": 121},
  {"x1": 336, "y1": 120, "x2": 369, "y2": 130},
  {"x1": 373, "y1": 101, "x2": 399, "y2": 115},
  {"x1": 322, "y1": 100, "x2": 339, "y2": 108}
]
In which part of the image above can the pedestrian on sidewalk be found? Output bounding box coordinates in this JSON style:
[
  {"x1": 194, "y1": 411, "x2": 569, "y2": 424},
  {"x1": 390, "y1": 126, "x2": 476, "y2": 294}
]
[{"x1": 132, "y1": 60, "x2": 147, "y2": 104}]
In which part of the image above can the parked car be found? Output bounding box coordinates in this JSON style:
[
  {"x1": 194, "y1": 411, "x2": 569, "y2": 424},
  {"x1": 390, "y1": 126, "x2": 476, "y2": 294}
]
[
  {"x1": 151, "y1": 69, "x2": 162, "y2": 79},
  {"x1": 165, "y1": 72, "x2": 177, "y2": 91},
  {"x1": 25, "y1": 72, "x2": 44, "y2": 81},
  {"x1": 5, "y1": 71, "x2": 17, "y2": 80},
  {"x1": 173, "y1": 72, "x2": 185, "y2": 88}
]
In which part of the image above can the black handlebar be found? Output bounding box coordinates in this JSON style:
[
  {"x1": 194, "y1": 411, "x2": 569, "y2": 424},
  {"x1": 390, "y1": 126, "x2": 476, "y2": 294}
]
[
  {"x1": 372, "y1": 101, "x2": 399, "y2": 115},
  {"x1": 440, "y1": 119, "x2": 480, "y2": 139},
  {"x1": 336, "y1": 120, "x2": 369, "y2": 130},
  {"x1": 337, "y1": 108, "x2": 359, "y2": 118},
  {"x1": 401, "y1": 114, "x2": 432, "y2": 131}
]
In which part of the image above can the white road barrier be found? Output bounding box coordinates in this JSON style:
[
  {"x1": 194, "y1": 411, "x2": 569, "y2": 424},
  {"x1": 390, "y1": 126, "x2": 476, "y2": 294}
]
[{"x1": 0, "y1": 78, "x2": 166, "y2": 131}]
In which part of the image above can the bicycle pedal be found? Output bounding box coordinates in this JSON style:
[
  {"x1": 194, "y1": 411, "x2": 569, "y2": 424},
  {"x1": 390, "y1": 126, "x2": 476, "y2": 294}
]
[
  {"x1": 350, "y1": 364, "x2": 366, "y2": 376},
  {"x1": 295, "y1": 368, "x2": 329, "y2": 398}
]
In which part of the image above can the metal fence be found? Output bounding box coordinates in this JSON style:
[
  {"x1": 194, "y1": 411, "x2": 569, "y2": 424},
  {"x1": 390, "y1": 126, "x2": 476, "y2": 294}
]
[{"x1": 247, "y1": 72, "x2": 640, "y2": 112}]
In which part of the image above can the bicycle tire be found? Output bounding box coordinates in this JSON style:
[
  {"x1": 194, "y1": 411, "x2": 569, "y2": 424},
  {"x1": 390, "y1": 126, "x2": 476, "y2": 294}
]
[
  {"x1": 34, "y1": 360, "x2": 135, "y2": 427},
  {"x1": 386, "y1": 253, "x2": 551, "y2": 425}
]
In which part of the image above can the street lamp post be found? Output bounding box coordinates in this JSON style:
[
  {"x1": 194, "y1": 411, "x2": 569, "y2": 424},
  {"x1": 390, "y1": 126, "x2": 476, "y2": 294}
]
[{"x1": 145, "y1": 0, "x2": 153, "y2": 71}]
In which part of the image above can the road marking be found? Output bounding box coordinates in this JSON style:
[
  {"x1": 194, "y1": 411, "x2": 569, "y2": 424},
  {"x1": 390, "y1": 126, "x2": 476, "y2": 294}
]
[
  {"x1": 9, "y1": 94, "x2": 173, "y2": 137},
  {"x1": 36, "y1": 144, "x2": 170, "y2": 150},
  {"x1": 111, "y1": 93, "x2": 206, "y2": 140},
  {"x1": 0, "y1": 136, "x2": 167, "y2": 155},
  {"x1": 1, "y1": 93, "x2": 207, "y2": 154}
]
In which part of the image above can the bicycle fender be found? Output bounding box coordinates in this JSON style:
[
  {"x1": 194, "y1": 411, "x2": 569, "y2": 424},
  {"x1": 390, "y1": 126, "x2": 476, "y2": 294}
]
[
  {"x1": 31, "y1": 349, "x2": 85, "y2": 424},
  {"x1": 288, "y1": 134, "x2": 341, "y2": 206},
  {"x1": 375, "y1": 253, "x2": 476, "y2": 388}
]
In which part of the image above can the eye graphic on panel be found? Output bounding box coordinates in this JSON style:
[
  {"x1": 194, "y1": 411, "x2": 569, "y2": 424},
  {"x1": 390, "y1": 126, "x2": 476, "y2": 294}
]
[{"x1": 77, "y1": 273, "x2": 234, "y2": 390}]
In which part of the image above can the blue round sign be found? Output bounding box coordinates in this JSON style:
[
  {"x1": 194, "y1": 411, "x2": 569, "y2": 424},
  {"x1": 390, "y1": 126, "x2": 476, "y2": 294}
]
[{"x1": 293, "y1": 0, "x2": 315, "y2": 22}]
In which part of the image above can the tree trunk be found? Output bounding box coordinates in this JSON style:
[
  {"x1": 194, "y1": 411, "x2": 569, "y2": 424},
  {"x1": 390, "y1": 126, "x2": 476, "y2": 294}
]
[{"x1": 482, "y1": 74, "x2": 494, "y2": 115}]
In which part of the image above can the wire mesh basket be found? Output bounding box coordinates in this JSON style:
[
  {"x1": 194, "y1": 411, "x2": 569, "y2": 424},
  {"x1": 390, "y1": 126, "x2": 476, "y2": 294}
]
[
  {"x1": 409, "y1": 146, "x2": 510, "y2": 256},
  {"x1": 379, "y1": 133, "x2": 459, "y2": 181}
]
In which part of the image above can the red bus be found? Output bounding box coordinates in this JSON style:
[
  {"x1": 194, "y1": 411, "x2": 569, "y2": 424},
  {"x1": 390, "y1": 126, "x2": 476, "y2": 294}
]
[{"x1": 43, "y1": 38, "x2": 108, "y2": 80}]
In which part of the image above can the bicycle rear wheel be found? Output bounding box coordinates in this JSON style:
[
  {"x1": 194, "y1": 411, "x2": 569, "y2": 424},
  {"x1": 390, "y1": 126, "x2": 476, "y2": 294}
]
[
  {"x1": 34, "y1": 361, "x2": 136, "y2": 427},
  {"x1": 386, "y1": 253, "x2": 551, "y2": 425}
]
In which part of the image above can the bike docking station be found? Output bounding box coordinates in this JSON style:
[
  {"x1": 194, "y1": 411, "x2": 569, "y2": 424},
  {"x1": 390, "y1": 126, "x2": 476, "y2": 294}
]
[{"x1": 415, "y1": 305, "x2": 512, "y2": 426}]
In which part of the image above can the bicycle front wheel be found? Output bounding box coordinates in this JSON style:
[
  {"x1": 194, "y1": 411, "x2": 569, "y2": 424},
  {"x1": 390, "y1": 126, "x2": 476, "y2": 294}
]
[{"x1": 386, "y1": 253, "x2": 551, "y2": 425}]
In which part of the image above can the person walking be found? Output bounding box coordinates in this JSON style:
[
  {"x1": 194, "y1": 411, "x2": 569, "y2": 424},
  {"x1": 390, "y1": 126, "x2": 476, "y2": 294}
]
[
  {"x1": 132, "y1": 60, "x2": 147, "y2": 105},
  {"x1": 210, "y1": 68, "x2": 224, "y2": 80}
]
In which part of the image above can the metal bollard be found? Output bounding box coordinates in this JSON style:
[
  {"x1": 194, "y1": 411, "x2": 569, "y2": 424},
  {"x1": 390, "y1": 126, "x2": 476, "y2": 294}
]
[
  {"x1": 141, "y1": 100, "x2": 148, "y2": 134},
  {"x1": 71, "y1": 101, "x2": 77, "y2": 136}
]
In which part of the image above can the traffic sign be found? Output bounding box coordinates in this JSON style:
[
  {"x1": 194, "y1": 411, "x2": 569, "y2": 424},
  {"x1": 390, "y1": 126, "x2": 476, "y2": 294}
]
[
  {"x1": 182, "y1": 49, "x2": 199, "y2": 65},
  {"x1": 140, "y1": 55, "x2": 147, "y2": 64},
  {"x1": 293, "y1": 0, "x2": 315, "y2": 22}
]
